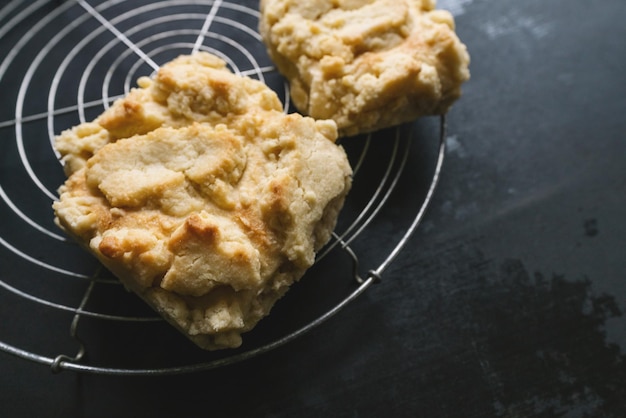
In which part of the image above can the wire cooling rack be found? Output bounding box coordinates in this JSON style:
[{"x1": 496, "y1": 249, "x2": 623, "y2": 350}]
[{"x1": 0, "y1": 0, "x2": 447, "y2": 375}]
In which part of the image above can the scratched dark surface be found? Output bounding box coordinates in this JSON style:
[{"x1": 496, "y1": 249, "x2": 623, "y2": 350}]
[{"x1": 1, "y1": 0, "x2": 625, "y2": 416}]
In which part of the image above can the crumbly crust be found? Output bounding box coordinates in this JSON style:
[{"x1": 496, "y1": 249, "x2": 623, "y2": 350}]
[
  {"x1": 55, "y1": 52, "x2": 283, "y2": 176},
  {"x1": 259, "y1": 0, "x2": 470, "y2": 136},
  {"x1": 53, "y1": 53, "x2": 352, "y2": 350}
]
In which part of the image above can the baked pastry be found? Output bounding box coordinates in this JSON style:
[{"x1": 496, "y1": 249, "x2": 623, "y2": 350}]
[
  {"x1": 259, "y1": 0, "x2": 470, "y2": 137},
  {"x1": 53, "y1": 53, "x2": 352, "y2": 350}
]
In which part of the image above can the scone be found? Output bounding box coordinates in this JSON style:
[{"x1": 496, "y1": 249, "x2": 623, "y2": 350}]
[
  {"x1": 53, "y1": 53, "x2": 352, "y2": 350},
  {"x1": 259, "y1": 0, "x2": 470, "y2": 137}
]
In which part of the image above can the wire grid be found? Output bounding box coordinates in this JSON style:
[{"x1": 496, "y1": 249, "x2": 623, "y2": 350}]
[{"x1": 0, "y1": 0, "x2": 446, "y2": 375}]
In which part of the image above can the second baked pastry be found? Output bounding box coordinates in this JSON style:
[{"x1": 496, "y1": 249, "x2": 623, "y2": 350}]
[{"x1": 259, "y1": 0, "x2": 470, "y2": 137}]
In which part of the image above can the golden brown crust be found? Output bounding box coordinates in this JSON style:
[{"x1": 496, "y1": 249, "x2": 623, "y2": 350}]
[
  {"x1": 259, "y1": 0, "x2": 470, "y2": 136},
  {"x1": 53, "y1": 53, "x2": 352, "y2": 350},
  {"x1": 55, "y1": 53, "x2": 283, "y2": 176}
]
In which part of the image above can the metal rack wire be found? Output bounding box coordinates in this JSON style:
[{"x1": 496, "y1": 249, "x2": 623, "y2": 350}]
[{"x1": 0, "y1": 0, "x2": 447, "y2": 375}]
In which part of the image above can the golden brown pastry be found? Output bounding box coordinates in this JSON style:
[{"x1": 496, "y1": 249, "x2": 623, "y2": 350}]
[
  {"x1": 259, "y1": 0, "x2": 470, "y2": 136},
  {"x1": 53, "y1": 53, "x2": 352, "y2": 350}
]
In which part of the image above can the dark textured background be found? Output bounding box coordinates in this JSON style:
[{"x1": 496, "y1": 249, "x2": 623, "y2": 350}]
[{"x1": 1, "y1": 0, "x2": 625, "y2": 416}]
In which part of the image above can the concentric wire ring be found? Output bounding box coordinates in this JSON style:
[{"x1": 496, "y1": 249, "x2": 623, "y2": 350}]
[{"x1": 0, "y1": 0, "x2": 447, "y2": 374}]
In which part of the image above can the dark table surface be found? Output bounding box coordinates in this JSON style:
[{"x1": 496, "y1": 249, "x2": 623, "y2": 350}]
[{"x1": 1, "y1": 0, "x2": 625, "y2": 416}]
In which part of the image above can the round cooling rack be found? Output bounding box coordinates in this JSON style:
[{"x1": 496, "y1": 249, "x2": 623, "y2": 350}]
[{"x1": 0, "y1": 0, "x2": 447, "y2": 375}]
